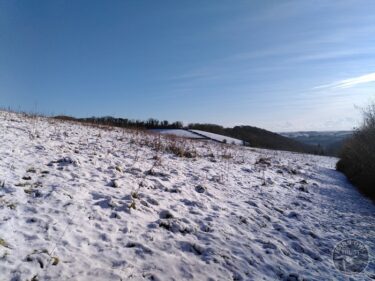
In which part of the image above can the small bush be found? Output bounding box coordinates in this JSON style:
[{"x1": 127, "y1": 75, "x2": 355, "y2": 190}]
[
  {"x1": 166, "y1": 141, "x2": 197, "y2": 158},
  {"x1": 337, "y1": 102, "x2": 375, "y2": 200}
]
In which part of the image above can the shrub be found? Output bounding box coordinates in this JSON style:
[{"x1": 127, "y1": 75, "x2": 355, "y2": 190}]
[
  {"x1": 337, "y1": 102, "x2": 375, "y2": 200},
  {"x1": 166, "y1": 140, "x2": 197, "y2": 158}
]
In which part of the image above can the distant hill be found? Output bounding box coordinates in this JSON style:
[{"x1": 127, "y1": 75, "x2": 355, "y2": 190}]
[
  {"x1": 188, "y1": 124, "x2": 319, "y2": 154},
  {"x1": 281, "y1": 131, "x2": 353, "y2": 156}
]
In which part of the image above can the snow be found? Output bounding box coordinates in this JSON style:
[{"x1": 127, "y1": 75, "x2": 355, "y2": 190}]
[
  {"x1": 189, "y1": 130, "x2": 244, "y2": 145},
  {"x1": 0, "y1": 111, "x2": 374, "y2": 281},
  {"x1": 150, "y1": 129, "x2": 244, "y2": 145},
  {"x1": 149, "y1": 129, "x2": 205, "y2": 139}
]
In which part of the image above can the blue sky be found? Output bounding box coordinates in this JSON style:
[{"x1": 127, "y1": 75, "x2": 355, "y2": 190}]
[{"x1": 1, "y1": 0, "x2": 375, "y2": 131}]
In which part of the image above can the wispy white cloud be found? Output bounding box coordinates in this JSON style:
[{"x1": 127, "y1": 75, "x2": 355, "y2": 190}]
[
  {"x1": 291, "y1": 48, "x2": 375, "y2": 63},
  {"x1": 315, "y1": 72, "x2": 375, "y2": 89}
]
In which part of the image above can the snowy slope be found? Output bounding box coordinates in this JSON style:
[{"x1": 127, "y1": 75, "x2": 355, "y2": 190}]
[
  {"x1": 189, "y1": 130, "x2": 244, "y2": 145},
  {"x1": 149, "y1": 129, "x2": 205, "y2": 139},
  {"x1": 0, "y1": 111, "x2": 374, "y2": 281}
]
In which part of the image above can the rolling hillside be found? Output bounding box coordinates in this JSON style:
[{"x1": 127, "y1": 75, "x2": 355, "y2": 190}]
[
  {"x1": 1, "y1": 111, "x2": 374, "y2": 280},
  {"x1": 188, "y1": 124, "x2": 318, "y2": 154}
]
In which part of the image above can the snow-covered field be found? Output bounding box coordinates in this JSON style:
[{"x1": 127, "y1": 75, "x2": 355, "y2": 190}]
[
  {"x1": 150, "y1": 129, "x2": 244, "y2": 145},
  {"x1": 189, "y1": 130, "x2": 244, "y2": 145},
  {"x1": 149, "y1": 129, "x2": 205, "y2": 139},
  {"x1": 0, "y1": 111, "x2": 374, "y2": 281}
]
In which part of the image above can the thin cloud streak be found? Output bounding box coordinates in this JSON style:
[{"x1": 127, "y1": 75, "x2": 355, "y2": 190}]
[{"x1": 315, "y1": 72, "x2": 375, "y2": 89}]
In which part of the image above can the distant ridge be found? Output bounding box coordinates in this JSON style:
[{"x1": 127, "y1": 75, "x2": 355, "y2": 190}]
[
  {"x1": 281, "y1": 131, "x2": 353, "y2": 156},
  {"x1": 188, "y1": 124, "x2": 319, "y2": 154}
]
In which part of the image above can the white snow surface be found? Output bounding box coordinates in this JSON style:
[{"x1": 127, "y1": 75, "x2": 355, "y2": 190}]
[
  {"x1": 149, "y1": 129, "x2": 205, "y2": 139},
  {"x1": 190, "y1": 130, "x2": 244, "y2": 145},
  {"x1": 0, "y1": 111, "x2": 374, "y2": 281}
]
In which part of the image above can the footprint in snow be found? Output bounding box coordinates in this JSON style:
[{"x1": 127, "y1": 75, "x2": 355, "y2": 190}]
[
  {"x1": 245, "y1": 200, "x2": 258, "y2": 208},
  {"x1": 195, "y1": 185, "x2": 206, "y2": 193},
  {"x1": 125, "y1": 241, "x2": 153, "y2": 256},
  {"x1": 159, "y1": 209, "x2": 174, "y2": 219},
  {"x1": 287, "y1": 211, "x2": 300, "y2": 220},
  {"x1": 178, "y1": 241, "x2": 205, "y2": 256},
  {"x1": 180, "y1": 199, "x2": 204, "y2": 208},
  {"x1": 146, "y1": 196, "x2": 159, "y2": 206},
  {"x1": 26, "y1": 167, "x2": 37, "y2": 173},
  {"x1": 272, "y1": 223, "x2": 285, "y2": 232}
]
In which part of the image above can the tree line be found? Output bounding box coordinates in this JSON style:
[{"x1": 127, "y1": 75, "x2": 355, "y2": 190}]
[
  {"x1": 55, "y1": 116, "x2": 183, "y2": 129},
  {"x1": 337, "y1": 102, "x2": 375, "y2": 201}
]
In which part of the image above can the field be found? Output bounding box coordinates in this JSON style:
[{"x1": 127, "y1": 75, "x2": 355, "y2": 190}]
[{"x1": 0, "y1": 111, "x2": 374, "y2": 280}]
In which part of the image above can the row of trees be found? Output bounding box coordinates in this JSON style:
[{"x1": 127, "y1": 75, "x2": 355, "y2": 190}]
[
  {"x1": 55, "y1": 116, "x2": 184, "y2": 129},
  {"x1": 337, "y1": 102, "x2": 375, "y2": 200}
]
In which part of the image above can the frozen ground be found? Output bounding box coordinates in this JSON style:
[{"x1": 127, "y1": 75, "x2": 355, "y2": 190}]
[{"x1": 0, "y1": 111, "x2": 374, "y2": 281}]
